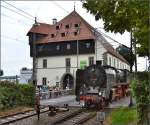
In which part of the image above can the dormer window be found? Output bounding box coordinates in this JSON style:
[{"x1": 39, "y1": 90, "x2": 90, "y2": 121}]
[
  {"x1": 56, "y1": 25, "x2": 60, "y2": 30},
  {"x1": 61, "y1": 33, "x2": 65, "y2": 37},
  {"x1": 74, "y1": 23, "x2": 79, "y2": 27},
  {"x1": 74, "y1": 32, "x2": 78, "y2": 36},
  {"x1": 51, "y1": 34, "x2": 54, "y2": 38},
  {"x1": 65, "y1": 24, "x2": 69, "y2": 29}
]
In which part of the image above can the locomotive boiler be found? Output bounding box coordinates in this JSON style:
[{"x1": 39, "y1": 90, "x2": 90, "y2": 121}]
[{"x1": 75, "y1": 63, "x2": 130, "y2": 109}]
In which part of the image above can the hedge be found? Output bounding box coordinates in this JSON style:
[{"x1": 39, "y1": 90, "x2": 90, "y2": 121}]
[
  {"x1": 131, "y1": 71, "x2": 150, "y2": 125},
  {"x1": 0, "y1": 81, "x2": 35, "y2": 110}
]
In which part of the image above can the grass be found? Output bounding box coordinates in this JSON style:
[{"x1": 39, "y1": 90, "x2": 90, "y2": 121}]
[
  {"x1": 0, "y1": 106, "x2": 34, "y2": 118},
  {"x1": 104, "y1": 107, "x2": 138, "y2": 125}
]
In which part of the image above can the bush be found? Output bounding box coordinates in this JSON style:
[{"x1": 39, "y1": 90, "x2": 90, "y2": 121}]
[
  {"x1": 131, "y1": 78, "x2": 150, "y2": 125},
  {"x1": 18, "y1": 84, "x2": 35, "y2": 106},
  {"x1": 0, "y1": 81, "x2": 35, "y2": 110},
  {"x1": 135, "y1": 71, "x2": 148, "y2": 81}
]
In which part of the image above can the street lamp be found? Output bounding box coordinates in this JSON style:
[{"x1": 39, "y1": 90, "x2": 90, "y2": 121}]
[
  {"x1": 32, "y1": 17, "x2": 39, "y2": 86},
  {"x1": 128, "y1": 31, "x2": 134, "y2": 107}
]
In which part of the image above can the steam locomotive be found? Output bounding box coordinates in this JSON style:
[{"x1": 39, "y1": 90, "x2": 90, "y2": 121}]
[{"x1": 75, "y1": 62, "x2": 130, "y2": 109}]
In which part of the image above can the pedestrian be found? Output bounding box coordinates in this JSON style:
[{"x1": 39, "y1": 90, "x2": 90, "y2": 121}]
[{"x1": 96, "y1": 108, "x2": 105, "y2": 125}]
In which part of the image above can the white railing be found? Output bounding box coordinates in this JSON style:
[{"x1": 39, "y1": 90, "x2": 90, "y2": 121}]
[{"x1": 36, "y1": 89, "x2": 73, "y2": 100}]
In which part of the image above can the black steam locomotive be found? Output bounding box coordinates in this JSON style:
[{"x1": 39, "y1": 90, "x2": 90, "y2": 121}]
[{"x1": 75, "y1": 62, "x2": 130, "y2": 109}]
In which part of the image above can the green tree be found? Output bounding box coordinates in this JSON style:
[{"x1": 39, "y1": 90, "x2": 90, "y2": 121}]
[{"x1": 82, "y1": 0, "x2": 149, "y2": 57}]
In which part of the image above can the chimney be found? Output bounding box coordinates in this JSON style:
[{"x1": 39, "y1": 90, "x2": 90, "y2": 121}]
[{"x1": 52, "y1": 18, "x2": 57, "y2": 25}]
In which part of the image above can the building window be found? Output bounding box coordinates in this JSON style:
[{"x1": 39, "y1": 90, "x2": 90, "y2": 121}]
[
  {"x1": 114, "y1": 58, "x2": 115, "y2": 67},
  {"x1": 56, "y1": 45, "x2": 60, "y2": 50},
  {"x1": 85, "y1": 42, "x2": 90, "y2": 48},
  {"x1": 66, "y1": 58, "x2": 71, "y2": 67},
  {"x1": 74, "y1": 23, "x2": 79, "y2": 27},
  {"x1": 65, "y1": 24, "x2": 69, "y2": 29},
  {"x1": 109, "y1": 57, "x2": 111, "y2": 66},
  {"x1": 89, "y1": 57, "x2": 94, "y2": 65},
  {"x1": 51, "y1": 34, "x2": 54, "y2": 38},
  {"x1": 67, "y1": 43, "x2": 71, "y2": 49},
  {"x1": 74, "y1": 32, "x2": 78, "y2": 36},
  {"x1": 61, "y1": 33, "x2": 65, "y2": 37},
  {"x1": 56, "y1": 25, "x2": 59, "y2": 30},
  {"x1": 42, "y1": 77, "x2": 47, "y2": 85},
  {"x1": 38, "y1": 45, "x2": 44, "y2": 52},
  {"x1": 117, "y1": 60, "x2": 119, "y2": 68},
  {"x1": 43, "y1": 59, "x2": 47, "y2": 68}
]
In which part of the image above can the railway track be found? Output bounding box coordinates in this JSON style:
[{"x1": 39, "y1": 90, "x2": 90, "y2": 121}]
[
  {"x1": 51, "y1": 108, "x2": 83, "y2": 124},
  {"x1": 0, "y1": 107, "x2": 83, "y2": 125},
  {"x1": 52, "y1": 110, "x2": 95, "y2": 125},
  {"x1": 0, "y1": 107, "x2": 49, "y2": 125},
  {"x1": 0, "y1": 107, "x2": 111, "y2": 125},
  {"x1": 56, "y1": 112, "x2": 95, "y2": 125}
]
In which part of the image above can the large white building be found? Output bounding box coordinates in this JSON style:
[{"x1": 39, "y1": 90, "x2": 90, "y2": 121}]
[{"x1": 27, "y1": 10, "x2": 129, "y2": 89}]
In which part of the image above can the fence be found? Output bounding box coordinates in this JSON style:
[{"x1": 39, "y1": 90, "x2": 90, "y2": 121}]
[{"x1": 36, "y1": 89, "x2": 73, "y2": 100}]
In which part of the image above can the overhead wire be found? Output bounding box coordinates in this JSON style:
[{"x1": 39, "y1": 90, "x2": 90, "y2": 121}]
[
  {"x1": 95, "y1": 28, "x2": 130, "y2": 48},
  {"x1": 1, "y1": 4, "x2": 34, "y2": 21},
  {"x1": 1, "y1": 12, "x2": 31, "y2": 26},
  {"x1": 2, "y1": 0, "x2": 44, "y2": 22},
  {"x1": 52, "y1": 1, "x2": 69, "y2": 14},
  {"x1": 2, "y1": 1, "x2": 35, "y2": 19},
  {"x1": 1, "y1": 35, "x2": 28, "y2": 45}
]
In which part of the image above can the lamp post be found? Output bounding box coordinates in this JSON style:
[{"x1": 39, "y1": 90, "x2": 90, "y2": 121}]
[
  {"x1": 129, "y1": 31, "x2": 133, "y2": 107},
  {"x1": 32, "y1": 17, "x2": 40, "y2": 120},
  {"x1": 36, "y1": 85, "x2": 42, "y2": 120},
  {"x1": 32, "y1": 17, "x2": 39, "y2": 86}
]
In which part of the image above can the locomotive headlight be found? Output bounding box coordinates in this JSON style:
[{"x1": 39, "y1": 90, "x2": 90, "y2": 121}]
[{"x1": 99, "y1": 92, "x2": 102, "y2": 96}]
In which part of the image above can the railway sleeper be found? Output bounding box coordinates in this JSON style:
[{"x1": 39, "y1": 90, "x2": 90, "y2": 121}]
[
  {"x1": 59, "y1": 112, "x2": 95, "y2": 125},
  {"x1": 51, "y1": 108, "x2": 83, "y2": 125}
]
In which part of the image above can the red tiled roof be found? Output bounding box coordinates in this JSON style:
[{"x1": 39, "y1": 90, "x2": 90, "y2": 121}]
[
  {"x1": 27, "y1": 10, "x2": 95, "y2": 43},
  {"x1": 27, "y1": 23, "x2": 52, "y2": 35},
  {"x1": 27, "y1": 10, "x2": 128, "y2": 64}
]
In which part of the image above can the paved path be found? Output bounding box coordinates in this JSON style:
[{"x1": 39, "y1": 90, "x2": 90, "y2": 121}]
[
  {"x1": 40, "y1": 95, "x2": 76, "y2": 106},
  {"x1": 40, "y1": 95, "x2": 83, "y2": 107},
  {"x1": 40, "y1": 95, "x2": 135, "y2": 108},
  {"x1": 109, "y1": 96, "x2": 135, "y2": 108}
]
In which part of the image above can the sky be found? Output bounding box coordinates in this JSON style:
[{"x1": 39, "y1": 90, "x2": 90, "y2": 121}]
[{"x1": 1, "y1": 1, "x2": 148, "y2": 76}]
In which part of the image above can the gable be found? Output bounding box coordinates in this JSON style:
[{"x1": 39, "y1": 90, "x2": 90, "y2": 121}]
[{"x1": 27, "y1": 10, "x2": 95, "y2": 44}]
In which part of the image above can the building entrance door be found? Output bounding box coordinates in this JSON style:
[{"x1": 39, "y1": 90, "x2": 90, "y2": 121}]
[{"x1": 63, "y1": 74, "x2": 74, "y2": 89}]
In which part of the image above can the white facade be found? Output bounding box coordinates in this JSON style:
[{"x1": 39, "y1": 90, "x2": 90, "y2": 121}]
[
  {"x1": 95, "y1": 35, "x2": 130, "y2": 70},
  {"x1": 36, "y1": 39, "x2": 130, "y2": 87},
  {"x1": 95, "y1": 38, "x2": 107, "y2": 63},
  {"x1": 106, "y1": 53, "x2": 130, "y2": 70},
  {"x1": 19, "y1": 68, "x2": 32, "y2": 84},
  {"x1": 37, "y1": 54, "x2": 95, "y2": 86}
]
